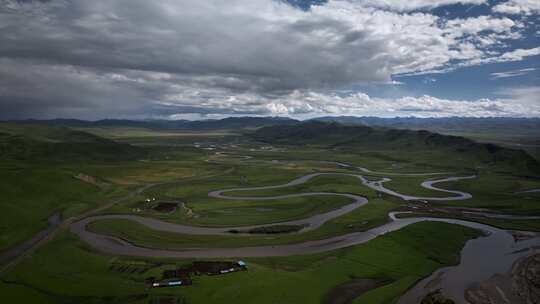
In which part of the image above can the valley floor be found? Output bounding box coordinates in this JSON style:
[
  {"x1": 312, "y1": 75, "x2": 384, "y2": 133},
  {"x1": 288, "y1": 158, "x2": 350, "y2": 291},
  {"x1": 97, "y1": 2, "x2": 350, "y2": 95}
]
[{"x1": 1, "y1": 127, "x2": 539, "y2": 304}]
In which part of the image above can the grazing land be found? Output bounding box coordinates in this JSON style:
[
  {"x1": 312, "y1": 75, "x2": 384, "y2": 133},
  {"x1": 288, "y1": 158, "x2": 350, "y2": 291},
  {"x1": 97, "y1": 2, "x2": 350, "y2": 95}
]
[{"x1": 1, "y1": 119, "x2": 539, "y2": 304}]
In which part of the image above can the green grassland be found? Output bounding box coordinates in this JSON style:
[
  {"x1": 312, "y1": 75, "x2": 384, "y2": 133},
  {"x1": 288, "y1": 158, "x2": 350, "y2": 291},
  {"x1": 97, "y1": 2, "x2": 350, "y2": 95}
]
[
  {"x1": 0, "y1": 124, "x2": 229, "y2": 252},
  {"x1": 1, "y1": 122, "x2": 538, "y2": 304},
  {"x1": 0, "y1": 157, "x2": 226, "y2": 251},
  {"x1": 1, "y1": 222, "x2": 480, "y2": 304},
  {"x1": 74, "y1": 127, "x2": 237, "y2": 140},
  {"x1": 397, "y1": 212, "x2": 540, "y2": 232},
  {"x1": 0, "y1": 162, "x2": 125, "y2": 251},
  {"x1": 224, "y1": 174, "x2": 370, "y2": 197},
  {"x1": 383, "y1": 175, "x2": 465, "y2": 198},
  {"x1": 185, "y1": 195, "x2": 352, "y2": 227},
  {"x1": 97, "y1": 159, "x2": 388, "y2": 229},
  {"x1": 433, "y1": 173, "x2": 540, "y2": 214},
  {"x1": 432, "y1": 129, "x2": 540, "y2": 160},
  {"x1": 119, "y1": 195, "x2": 353, "y2": 227},
  {"x1": 88, "y1": 198, "x2": 398, "y2": 249},
  {"x1": 1, "y1": 123, "x2": 537, "y2": 252}
]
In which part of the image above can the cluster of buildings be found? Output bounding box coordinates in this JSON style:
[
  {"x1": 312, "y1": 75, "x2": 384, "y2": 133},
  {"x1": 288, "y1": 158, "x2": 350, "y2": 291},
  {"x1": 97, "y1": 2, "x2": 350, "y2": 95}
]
[{"x1": 146, "y1": 260, "x2": 248, "y2": 289}]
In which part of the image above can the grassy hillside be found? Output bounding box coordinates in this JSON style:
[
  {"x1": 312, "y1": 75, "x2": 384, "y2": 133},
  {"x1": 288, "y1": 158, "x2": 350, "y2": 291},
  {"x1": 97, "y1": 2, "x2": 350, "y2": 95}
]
[
  {"x1": 12, "y1": 117, "x2": 299, "y2": 131},
  {"x1": 0, "y1": 123, "x2": 146, "y2": 161},
  {"x1": 313, "y1": 116, "x2": 540, "y2": 134},
  {"x1": 0, "y1": 124, "x2": 150, "y2": 251},
  {"x1": 252, "y1": 121, "x2": 540, "y2": 174},
  {"x1": 314, "y1": 116, "x2": 540, "y2": 160},
  {"x1": 0, "y1": 165, "x2": 122, "y2": 251}
]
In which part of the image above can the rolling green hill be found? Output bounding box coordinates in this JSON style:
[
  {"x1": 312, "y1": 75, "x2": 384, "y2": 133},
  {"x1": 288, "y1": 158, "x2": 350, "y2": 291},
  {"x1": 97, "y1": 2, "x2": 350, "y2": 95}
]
[
  {"x1": 11, "y1": 116, "x2": 299, "y2": 131},
  {"x1": 313, "y1": 116, "x2": 540, "y2": 160},
  {"x1": 313, "y1": 116, "x2": 540, "y2": 134},
  {"x1": 252, "y1": 121, "x2": 540, "y2": 174},
  {"x1": 0, "y1": 124, "x2": 148, "y2": 251},
  {"x1": 0, "y1": 123, "x2": 146, "y2": 161}
]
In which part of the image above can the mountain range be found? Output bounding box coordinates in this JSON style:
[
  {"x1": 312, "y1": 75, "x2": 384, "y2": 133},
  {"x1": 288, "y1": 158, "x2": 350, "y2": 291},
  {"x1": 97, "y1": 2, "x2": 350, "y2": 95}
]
[{"x1": 8, "y1": 116, "x2": 539, "y2": 136}]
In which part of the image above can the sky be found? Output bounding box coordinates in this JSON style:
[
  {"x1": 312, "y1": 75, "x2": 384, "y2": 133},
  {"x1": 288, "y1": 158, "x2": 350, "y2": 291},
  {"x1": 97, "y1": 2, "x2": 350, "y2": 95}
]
[{"x1": 0, "y1": 0, "x2": 539, "y2": 120}]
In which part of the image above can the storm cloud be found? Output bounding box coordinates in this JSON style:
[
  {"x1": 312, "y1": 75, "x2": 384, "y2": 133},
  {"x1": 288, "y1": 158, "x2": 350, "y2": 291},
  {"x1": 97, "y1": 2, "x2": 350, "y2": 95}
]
[{"x1": 0, "y1": 0, "x2": 538, "y2": 119}]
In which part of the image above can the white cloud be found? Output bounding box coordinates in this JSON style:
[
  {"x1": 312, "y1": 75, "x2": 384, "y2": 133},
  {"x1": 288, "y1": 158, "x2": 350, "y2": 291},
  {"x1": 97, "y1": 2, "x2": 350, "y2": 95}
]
[
  {"x1": 404, "y1": 47, "x2": 540, "y2": 75},
  {"x1": 386, "y1": 80, "x2": 405, "y2": 85},
  {"x1": 160, "y1": 86, "x2": 540, "y2": 118},
  {"x1": 490, "y1": 67, "x2": 537, "y2": 79},
  {"x1": 2, "y1": 56, "x2": 538, "y2": 119},
  {"x1": 0, "y1": 0, "x2": 529, "y2": 88},
  {"x1": 467, "y1": 47, "x2": 540, "y2": 66},
  {"x1": 359, "y1": 0, "x2": 486, "y2": 12},
  {"x1": 0, "y1": 0, "x2": 537, "y2": 119},
  {"x1": 498, "y1": 47, "x2": 540, "y2": 61},
  {"x1": 423, "y1": 77, "x2": 437, "y2": 84},
  {"x1": 493, "y1": 0, "x2": 540, "y2": 15},
  {"x1": 495, "y1": 86, "x2": 540, "y2": 106},
  {"x1": 444, "y1": 15, "x2": 517, "y2": 36}
]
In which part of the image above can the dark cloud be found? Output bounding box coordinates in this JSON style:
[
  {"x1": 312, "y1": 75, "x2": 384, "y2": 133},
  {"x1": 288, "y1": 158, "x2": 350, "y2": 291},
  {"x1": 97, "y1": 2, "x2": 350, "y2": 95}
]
[
  {"x1": 0, "y1": 0, "x2": 536, "y2": 119},
  {"x1": 0, "y1": 1, "x2": 390, "y2": 89}
]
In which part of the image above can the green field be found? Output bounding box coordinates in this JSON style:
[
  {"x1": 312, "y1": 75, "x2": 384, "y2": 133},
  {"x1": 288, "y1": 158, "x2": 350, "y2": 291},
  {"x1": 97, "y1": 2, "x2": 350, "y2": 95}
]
[
  {"x1": 88, "y1": 198, "x2": 398, "y2": 249},
  {"x1": 1, "y1": 222, "x2": 480, "y2": 304},
  {"x1": 0, "y1": 162, "x2": 126, "y2": 251},
  {"x1": 1, "y1": 122, "x2": 539, "y2": 304}
]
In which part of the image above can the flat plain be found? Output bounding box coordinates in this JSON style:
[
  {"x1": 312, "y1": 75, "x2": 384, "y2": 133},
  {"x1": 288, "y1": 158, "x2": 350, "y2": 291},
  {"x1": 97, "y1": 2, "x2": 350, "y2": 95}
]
[{"x1": 1, "y1": 120, "x2": 539, "y2": 304}]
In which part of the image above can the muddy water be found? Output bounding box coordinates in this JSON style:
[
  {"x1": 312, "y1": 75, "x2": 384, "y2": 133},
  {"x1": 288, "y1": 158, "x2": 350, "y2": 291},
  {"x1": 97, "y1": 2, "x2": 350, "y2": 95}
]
[
  {"x1": 71, "y1": 172, "x2": 479, "y2": 258},
  {"x1": 210, "y1": 172, "x2": 475, "y2": 202},
  {"x1": 75, "y1": 192, "x2": 367, "y2": 236},
  {"x1": 71, "y1": 212, "x2": 538, "y2": 260},
  {"x1": 398, "y1": 223, "x2": 540, "y2": 304},
  {"x1": 357, "y1": 175, "x2": 475, "y2": 201},
  {"x1": 69, "y1": 170, "x2": 538, "y2": 302},
  {"x1": 461, "y1": 211, "x2": 540, "y2": 220}
]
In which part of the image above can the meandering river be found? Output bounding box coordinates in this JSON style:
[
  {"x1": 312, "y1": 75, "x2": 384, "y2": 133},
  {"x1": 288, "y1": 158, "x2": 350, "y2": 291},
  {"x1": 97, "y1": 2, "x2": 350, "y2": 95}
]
[{"x1": 68, "y1": 166, "x2": 539, "y2": 304}]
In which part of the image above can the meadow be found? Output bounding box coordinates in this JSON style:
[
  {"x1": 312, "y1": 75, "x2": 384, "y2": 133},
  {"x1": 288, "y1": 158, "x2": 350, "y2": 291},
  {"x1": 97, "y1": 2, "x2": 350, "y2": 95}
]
[
  {"x1": 1, "y1": 222, "x2": 480, "y2": 304},
  {"x1": 1, "y1": 123, "x2": 539, "y2": 304}
]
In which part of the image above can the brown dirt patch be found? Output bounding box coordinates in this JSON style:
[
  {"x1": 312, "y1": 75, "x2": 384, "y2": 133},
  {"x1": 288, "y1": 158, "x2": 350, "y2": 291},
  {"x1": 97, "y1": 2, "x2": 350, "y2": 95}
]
[{"x1": 74, "y1": 173, "x2": 109, "y2": 188}]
